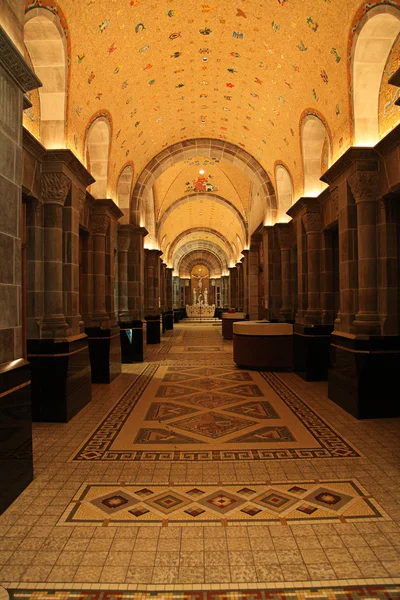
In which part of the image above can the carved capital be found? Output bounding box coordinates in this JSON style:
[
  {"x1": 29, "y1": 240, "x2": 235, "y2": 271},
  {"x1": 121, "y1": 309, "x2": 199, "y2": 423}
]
[
  {"x1": 90, "y1": 213, "x2": 110, "y2": 235},
  {"x1": 41, "y1": 172, "x2": 71, "y2": 204},
  {"x1": 330, "y1": 186, "x2": 339, "y2": 218},
  {"x1": 78, "y1": 189, "x2": 87, "y2": 211},
  {"x1": 276, "y1": 226, "x2": 295, "y2": 250},
  {"x1": 301, "y1": 212, "x2": 321, "y2": 234},
  {"x1": 348, "y1": 171, "x2": 379, "y2": 202}
]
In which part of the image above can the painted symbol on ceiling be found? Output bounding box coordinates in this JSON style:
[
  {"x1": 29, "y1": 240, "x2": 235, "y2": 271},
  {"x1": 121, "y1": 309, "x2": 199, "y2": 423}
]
[
  {"x1": 168, "y1": 9, "x2": 177, "y2": 17},
  {"x1": 320, "y1": 69, "x2": 328, "y2": 83},
  {"x1": 77, "y1": 53, "x2": 85, "y2": 62},
  {"x1": 224, "y1": 95, "x2": 232, "y2": 100},
  {"x1": 169, "y1": 32, "x2": 181, "y2": 40},
  {"x1": 278, "y1": 95, "x2": 285, "y2": 103},
  {"x1": 202, "y1": 4, "x2": 213, "y2": 12},
  {"x1": 271, "y1": 21, "x2": 280, "y2": 32},
  {"x1": 88, "y1": 71, "x2": 95, "y2": 84},
  {"x1": 96, "y1": 93, "x2": 102, "y2": 100},
  {"x1": 226, "y1": 82, "x2": 234, "y2": 88},
  {"x1": 335, "y1": 104, "x2": 340, "y2": 116},
  {"x1": 149, "y1": 79, "x2": 155, "y2": 85},
  {"x1": 176, "y1": 83, "x2": 184, "y2": 88},
  {"x1": 290, "y1": 127, "x2": 295, "y2": 136},
  {"x1": 292, "y1": 64, "x2": 300, "y2": 72},
  {"x1": 330, "y1": 48, "x2": 341, "y2": 63},
  {"x1": 122, "y1": 80, "x2": 129, "y2": 88},
  {"x1": 254, "y1": 77, "x2": 263, "y2": 85},
  {"x1": 227, "y1": 68, "x2": 237, "y2": 74},
  {"x1": 107, "y1": 42, "x2": 117, "y2": 53},
  {"x1": 185, "y1": 174, "x2": 217, "y2": 193},
  {"x1": 278, "y1": 0, "x2": 289, "y2": 5},
  {"x1": 200, "y1": 27, "x2": 212, "y2": 35},
  {"x1": 135, "y1": 23, "x2": 145, "y2": 33},
  {"x1": 114, "y1": 65, "x2": 122, "y2": 74},
  {"x1": 312, "y1": 88, "x2": 319, "y2": 101},
  {"x1": 248, "y1": 103, "x2": 255, "y2": 111},
  {"x1": 174, "y1": 68, "x2": 184, "y2": 73},
  {"x1": 232, "y1": 31, "x2": 243, "y2": 39},
  {"x1": 199, "y1": 48, "x2": 211, "y2": 54},
  {"x1": 76, "y1": 105, "x2": 82, "y2": 116},
  {"x1": 230, "y1": 52, "x2": 240, "y2": 57},
  {"x1": 134, "y1": 121, "x2": 140, "y2": 127},
  {"x1": 74, "y1": 134, "x2": 78, "y2": 148},
  {"x1": 143, "y1": 63, "x2": 152, "y2": 71},
  {"x1": 99, "y1": 19, "x2": 109, "y2": 32},
  {"x1": 139, "y1": 44, "x2": 150, "y2": 52},
  {"x1": 171, "y1": 51, "x2": 182, "y2": 58},
  {"x1": 297, "y1": 40, "x2": 307, "y2": 51},
  {"x1": 236, "y1": 8, "x2": 246, "y2": 17},
  {"x1": 130, "y1": 0, "x2": 141, "y2": 6},
  {"x1": 306, "y1": 17, "x2": 318, "y2": 32}
]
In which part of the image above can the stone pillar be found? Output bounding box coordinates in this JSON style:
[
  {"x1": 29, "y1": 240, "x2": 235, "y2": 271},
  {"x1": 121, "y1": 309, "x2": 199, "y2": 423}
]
[
  {"x1": 241, "y1": 250, "x2": 250, "y2": 316},
  {"x1": 236, "y1": 262, "x2": 243, "y2": 311},
  {"x1": 229, "y1": 267, "x2": 237, "y2": 308},
  {"x1": 222, "y1": 275, "x2": 229, "y2": 308},
  {"x1": 276, "y1": 224, "x2": 295, "y2": 322},
  {"x1": 85, "y1": 199, "x2": 123, "y2": 383},
  {"x1": 247, "y1": 242, "x2": 260, "y2": 320},
  {"x1": 144, "y1": 249, "x2": 162, "y2": 343},
  {"x1": 302, "y1": 212, "x2": 322, "y2": 325},
  {"x1": 0, "y1": 23, "x2": 40, "y2": 512},
  {"x1": 262, "y1": 226, "x2": 281, "y2": 321},
  {"x1": 348, "y1": 171, "x2": 381, "y2": 335},
  {"x1": 117, "y1": 226, "x2": 131, "y2": 322},
  {"x1": 118, "y1": 225, "x2": 147, "y2": 362},
  {"x1": 165, "y1": 267, "x2": 174, "y2": 330}
]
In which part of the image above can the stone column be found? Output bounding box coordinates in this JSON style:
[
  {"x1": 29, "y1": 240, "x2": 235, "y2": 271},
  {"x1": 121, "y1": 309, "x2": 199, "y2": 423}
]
[
  {"x1": 229, "y1": 267, "x2": 237, "y2": 308},
  {"x1": 128, "y1": 226, "x2": 147, "y2": 321},
  {"x1": 222, "y1": 275, "x2": 229, "y2": 308},
  {"x1": 302, "y1": 211, "x2": 322, "y2": 325},
  {"x1": 236, "y1": 262, "x2": 243, "y2": 311},
  {"x1": 276, "y1": 224, "x2": 295, "y2": 322},
  {"x1": 144, "y1": 249, "x2": 162, "y2": 343},
  {"x1": 165, "y1": 267, "x2": 174, "y2": 330},
  {"x1": 247, "y1": 243, "x2": 259, "y2": 320},
  {"x1": 90, "y1": 213, "x2": 110, "y2": 327},
  {"x1": 40, "y1": 172, "x2": 70, "y2": 337},
  {"x1": 117, "y1": 225, "x2": 131, "y2": 322},
  {"x1": 348, "y1": 171, "x2": 381, "y2": 335}
]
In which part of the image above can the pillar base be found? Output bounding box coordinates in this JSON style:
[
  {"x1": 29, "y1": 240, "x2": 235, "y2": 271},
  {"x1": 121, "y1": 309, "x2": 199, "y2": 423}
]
[
  {"x1": 145, "y1": 315, "x2": 161, "y2": 344},
  {"x1": 293, "y1": 324, "x2": 333, "y2": 381},
  {"x1": 0, "y1": 359, "x2": 33, "y2": 514},
  {"x1": 86, "y1": 325, "x2": 121, "y2": 383},
  {"x1": 165, "y1": 311, "x2": 174, "y2": 331},
  {"x1": 119, "y1": 321, "x2": 146, "y2": 362},
  {"x1": 173, "y1": 309, "x2": 180, "y2": 323},
  {"x1": 328, "y1": 333, "x2": 400, "y2": 419},
  {"x1": 28, "y1": 334, "x2": 92, "y2": 422}
]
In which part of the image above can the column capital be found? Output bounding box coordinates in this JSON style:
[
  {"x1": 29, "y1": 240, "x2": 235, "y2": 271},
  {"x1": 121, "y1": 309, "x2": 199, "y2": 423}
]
[
  {"x1": 301, "y1": 211, "x2": 321, "y2": 234},
  {"x1": 118, "y1": 229, "x2": 131, "y2": 252},
  {"x1": 41, "y1": 172, "x2": 71, "y2": 205},
  {"x1": 348, "y1": 170, "x2": 379, "y2": 203},
  {"x1": 90, "y1": 213, "x2": 110, "y2": 235},
  {"x1": 275, "y1": 223, "x2": 295, "y2": 250}
]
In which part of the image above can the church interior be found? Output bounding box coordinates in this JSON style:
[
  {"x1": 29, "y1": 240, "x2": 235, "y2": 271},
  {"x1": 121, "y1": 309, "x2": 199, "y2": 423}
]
[{"x1": 0, "y1": 0, "x2": 400, "y2": 597}]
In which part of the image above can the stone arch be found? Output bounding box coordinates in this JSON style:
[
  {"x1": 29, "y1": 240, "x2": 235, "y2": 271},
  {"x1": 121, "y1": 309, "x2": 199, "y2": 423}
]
[
  {"x1": 131, "y1": 139, "x2": 276, "y2": 227},
  {"x1": 350, "y1": 3, "x2": 400, "y2": 145},
  {"x1": 275, "y1": 162, "x2": 294, "y2": 222},
  {"x1": 24, "y1": 6, "x2": 68, "y2": 148},
  {"x1": 173, "y1": 241, "x2": 229, "y2": 273},
  {"x1": 157, "y1": 194, "x2": 247, "y2": 243},
  {"x1": 178, "y1": 250, "x2": 224, "y2": 278},
  {"x1": 85, "y1": 113, "x2": 112, "y2": 199},
  {"x1": 117, "y1": 162, "x2": 134, "y2": 212},
  {"x1": 300, "y1": 111, "x2": 331, "y2": 197},
  {"x1": 167, "y1": 228, "x2": 235, "y2": 263}
]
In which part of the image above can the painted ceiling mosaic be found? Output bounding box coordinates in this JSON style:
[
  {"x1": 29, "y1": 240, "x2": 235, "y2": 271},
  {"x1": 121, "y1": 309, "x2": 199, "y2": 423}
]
[{"x1": 23, "y1": 0, "x2": 400, "y2": 205}]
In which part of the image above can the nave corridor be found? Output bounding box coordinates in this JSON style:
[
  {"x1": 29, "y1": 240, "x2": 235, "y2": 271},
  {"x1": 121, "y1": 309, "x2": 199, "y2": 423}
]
[{"x1": 0, "y1": 323, "x2": 399, "y2": 599}]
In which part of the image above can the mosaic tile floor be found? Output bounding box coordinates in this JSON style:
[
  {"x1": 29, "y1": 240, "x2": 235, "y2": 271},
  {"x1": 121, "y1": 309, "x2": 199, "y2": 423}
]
[{"x1": 0, "y1": 323, "x2": 399, "y2": 592}]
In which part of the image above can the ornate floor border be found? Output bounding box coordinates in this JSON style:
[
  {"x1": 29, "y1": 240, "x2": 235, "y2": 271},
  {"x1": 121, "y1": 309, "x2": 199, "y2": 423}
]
[
  {"x1": 71, "y1": 368, "x2": 360, "y2": 462},
  {"x1": 6, "y1": 584, "x2": 400, "y2": 600}
]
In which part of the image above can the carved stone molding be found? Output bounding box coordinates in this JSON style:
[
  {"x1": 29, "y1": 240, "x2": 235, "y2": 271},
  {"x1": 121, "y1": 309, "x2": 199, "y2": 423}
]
[
  {"x1": 330, "y1": 187, "x2": 339, "y2": 218},
  {"x1": 90, "y1": 213, "x2": 110, "y2": 235},
  {"x1": 0, "y1": 26, "x2": 42, "y2": 93},
  {"x1": 41, "y1": 172, "x2": 71, "y2": 204},
  {"x1": 118, "y1": 229, "x2": 131, "y2": 252},
  {"x1": 23, "y1": 128, "x2": 46, "y2": 162},
  {"x1": 348, "y1": 171, "x2": 379, "y2": 203},
  {"x1": 44, "y1": 150, "x2": 95, "y2": 188},
  {"x1": 301, "y1": 212, "x2": 321, "y2": 234},
  {"x1": 276, "y1": 226, "x2": 295, "y2": 250},
  {"x1": 78, "y1": 189, "x2": 87, "y2": 212}
]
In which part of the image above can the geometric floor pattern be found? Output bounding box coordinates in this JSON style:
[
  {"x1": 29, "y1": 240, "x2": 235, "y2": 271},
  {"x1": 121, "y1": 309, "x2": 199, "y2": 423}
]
[
  {"x1": 72, "y1": 366, "x2": 360, "y2": 462},
  {"x1": 59, "y1": 479, "x2": 389, "y2": 526},
  {"x1": 6, "y1": 586, "x2": 400, "y2": 599}
]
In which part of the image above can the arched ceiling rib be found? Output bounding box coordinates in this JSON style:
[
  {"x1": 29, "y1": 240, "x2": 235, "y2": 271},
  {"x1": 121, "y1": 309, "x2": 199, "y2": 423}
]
[
  {"x1": 167, "y1": 228, "x2": 236, "y2": 263},
  {"x1": 178, "y1": 250, "x2": 224, "y2": 278}
]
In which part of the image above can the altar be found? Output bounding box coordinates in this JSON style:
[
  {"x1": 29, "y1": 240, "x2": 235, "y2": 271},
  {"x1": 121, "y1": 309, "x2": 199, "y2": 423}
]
[{"x1": 186, "y1": 304, "x2": 216, "y2": 318}]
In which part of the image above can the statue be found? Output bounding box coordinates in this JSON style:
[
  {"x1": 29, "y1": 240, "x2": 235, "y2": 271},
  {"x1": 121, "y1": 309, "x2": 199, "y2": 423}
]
[
  {"x1": 192, "y1": 273, "x2": 207, "y2": 291},
  {"x1": 204, "y1": 288, "x2": 208, "y2": 306},
  {"x1": 193, "y1": 289, "x2": 197, "y2": 305}
]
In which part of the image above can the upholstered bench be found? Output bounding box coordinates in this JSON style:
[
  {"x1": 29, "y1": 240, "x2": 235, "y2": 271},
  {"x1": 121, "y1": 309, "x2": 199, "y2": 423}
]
[
  {"x1": 233, "y1": 321, "x2": 294, "y2": 370},
  {"x1": 221, "y1": 312, "x2": 247, "y2": 340}
]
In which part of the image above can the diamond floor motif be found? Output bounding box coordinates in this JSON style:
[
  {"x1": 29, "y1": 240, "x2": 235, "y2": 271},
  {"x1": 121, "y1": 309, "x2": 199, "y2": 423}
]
[{"x1": 171, "y1": 412, "x2": 258, "y2": 439}]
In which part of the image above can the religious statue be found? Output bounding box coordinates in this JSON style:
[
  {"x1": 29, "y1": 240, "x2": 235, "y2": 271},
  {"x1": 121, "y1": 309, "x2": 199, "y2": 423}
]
[
  {"x1": 193, "y1": 289, "x2": 197, "y2": 305},
  {"x1": 204, "y1": 288, "x2": 208, "y2": 306},
  {"x1": 192, "y1": 273, "x2": 207, "y2": 291}
]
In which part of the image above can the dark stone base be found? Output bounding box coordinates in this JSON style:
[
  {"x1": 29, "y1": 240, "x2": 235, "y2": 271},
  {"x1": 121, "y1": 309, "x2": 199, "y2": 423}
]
[
  {"x1": 233, "y1": 334, "x2": 293, "y2": 370},
  {"x1": 28, "y1": 334, "x2": 92, "y2": 422},
  {"x1": 86, "y1": 326, "x2": 121, "y2": 383},
  {"x1": 328, "y1": 333, "x2": 400, "y2": 419},
  {"x1": 0, "y1": 359, "x2": 33, "y2": 514},
  {"x1": 145, "y1": 315, "x2": 161, "y2": 344},
  {"x1": 294, "y1": 324, "x2": 333, "y2": 381},
  {"x1": 165, "y1": 311, "x2": 174, "y2": 331},
  {"x1": 119, "y1": 321, "x2": 146, "y2": 362},
  {"x1": 222, "y1": 317, "x2": 246, "y2": 340},
  {"x1": 173, "y1": 310, "x2": 180, "y2": 324}
]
